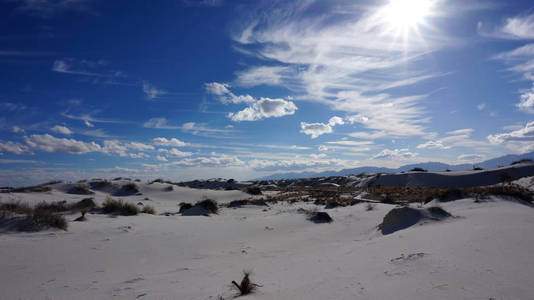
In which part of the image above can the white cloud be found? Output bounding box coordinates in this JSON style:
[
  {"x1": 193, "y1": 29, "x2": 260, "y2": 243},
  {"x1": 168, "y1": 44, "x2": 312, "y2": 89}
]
[
  {"x1": 52, "y1": 59, "x2": 112, "y2": 77},
  {"x1": 248, "y1": 157, "x2": 344, "y2": 171},
  {"x1": 326, "y1": 140, "x2": 373, "y2": 146},
  {"x1": 300, "y1": 116, "x2": 344, "y2": 138},
  {"x1": 446, "y1": 128, "x2": 474, "y2": 136},
  {"x1": 373, "y1": 148, "x2": 417, "y2": 160},
  {"x1": 84, "y1": 120, "x2": 94, "y2": 127},
  {"x1": 129, "y1": 153, "x2": 149, "y2": 159},
  {"x1": 488, "y1": 121, "x2": 534, "y2": 144},
  {"x1": 235, "y1": 66, "x2": 291, "y2": 87},
  {"x1": 166, "y1": 148, "x2": 193, "y2": 158},
  {"x1": 101, "y1": 140, "x2": 127, "y2": 156},
  {"x1": 231, "y1": 1, "x2": 450, "y2": 139},
  {"x1": 13, "y1": 0, "x2": 93, "y2": 17},
  {"x1": 205, "y1": 82, "x2": 254, "y2": 104},
  {"x1": 0, "y1": 141, "x2": 34, "y2": 155},
  {"x1": 416, "y1": 140, "x2": 451, "y2": 150},
  {"x1": 479, "y1": 13, "x2": 534, "y2": 40},
  {"x1": 156, "y1": 155, "x2": 168, "y2": 162},
  {"x1": 181, "y1": 0, "x2": 223, "y2": 7},
  {"x1": 25, "y1": 134, "x2": 102, "y2": 154},
  {"x1": 127, "y1": 142, "x2": 155, "y2": 151},
  {"x1": 51, "y1": 125, "x2": 73, "y2": 135},
  {"x1": 142, "y1": 81, "x2": 167, "y2": 100},
  {"x1": 477, "y1": 103, "x2": 486, "y2": 111},
  {"x1": 169, "y1": 155, "x2": 244, "y2": 167},
  {"x1": 153, "y1": 137, "x2": 187, "y2": 147},
  {"x1": 457, "y1": 154, "x2": 484, "y2": 162},
  {"x1": 300, "y1": 122, "x2": 332, "y2": 139},
  {"x1": 229, "y1": 97, "x2": 297, "y2": 121},
  {"x1": 517, "y1": 87, "x2": 534, "y2": 113},
  {"x1": 12, "y1": 126, "x2": 24, "y2": 133}
]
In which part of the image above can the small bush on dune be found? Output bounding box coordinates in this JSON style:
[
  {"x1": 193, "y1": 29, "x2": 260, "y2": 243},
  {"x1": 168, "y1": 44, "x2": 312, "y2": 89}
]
[
  {"x1": 121, "y1": 202, "x2": 139, "y2": 215},
  {"x1": 246, "y1": 186, "x2": 262, "y2": 195},
  {"x1": 142, "y1": 205, "x2": 156, "y2": 214},
  {"x1": 36, "y1": 200, "x2": 69, "y2": 212},
  {"x1": 178, "y1": 202, "x2": 193, "y2": 213},
  {"x1": 308, "y1": 211, "x2": 333, "y2": 223},
  {"x1": 165, "y1": 185, "x2": 173, "y2": 192},
  {"x1": 0, "y1": 201, "x2": 32, "y2": 215},
  {"x1": 427, "y1": 206, "x2": 451, "y2": 218},
  {"x1": 67, "y1": 183, "x2": 94, "y2": 195},
  {"x1": 19, "y1": 209, "x2": 68, "y2": 231},
  {"x1": 102, "y1": 197, "x2": 139, "y2": 215},
  {"x1": 232, "y1": 271, "x2": 259, "y2": 296},
  {"x1": 70, "y1": 198, "x2": 96, "y2": 211},
  {"x1": 196, "y1": 199, "x2": 218, "y2": 214},
  {"x1": 366, "y1": 203, "x2": 375, "y2": 211},
  {"x1": 410, "y1": 167, "x2": 427, "y2": 172}
]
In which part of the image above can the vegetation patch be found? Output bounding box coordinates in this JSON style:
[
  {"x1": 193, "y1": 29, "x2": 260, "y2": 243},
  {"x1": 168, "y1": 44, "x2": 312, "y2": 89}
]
[{"x1": 102, "y1": 197, "x2": 139, "y2": 216}]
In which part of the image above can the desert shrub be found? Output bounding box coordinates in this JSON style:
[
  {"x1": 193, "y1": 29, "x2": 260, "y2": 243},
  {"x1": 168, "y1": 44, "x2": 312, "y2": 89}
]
[
  {"x1": 227, "y1": 178, "x2": 235, "y2": 184},
  {"x1": 19, "y1": 209, "x2": 68, "y2": 231},
  {"x1": 472, "y1": 166, "x2": 483, "y2": 171},
  {"x1": 102, "y1": 197, "x2": 138, "y2": 215},
  {"x1": 224, "y1": 186, "x2": 235, "y2": 190},
  {"x1": 366, "y1": 203, "x2": 375, "y2": 211},
  {"x1": 68, "y1": 184, "x2": 94, "y2": 195},
  {"x1": 90, "y1": 180, "x2": 112, "y2": 190},
  {"x1": 121, "y1": 183, "x2": 140, "y2": 194},
  {"x1": 196, "y1": 199, "x2": 218, "y2": 214},
  {"x1": 102, "y1": 197, "x2": 121, "y2": 213},
  {"x1": 142, "y1": 205, "x2": 156, "y2": 214},
  {"x1": 36, "y1": 200, "x2": 69, "y2": 212},
  {"x1": 0, "y1": 201, "x2": 32, "y2": 215},
  {"x1": 178, "y1": 202, "x2": 193, "y2": 213},
  {"x1": 227, "y1": 199, "x2": 268, "y2": 208},
  {"x1": 438, "y1": 188, "x2": 467, "y2": 202},
  {"x1": 410, "y1": 167, "x2": 427, "y2": 172},
  {"x1": 70, "y1": 198, "x2": 96, "y2": 211},
  {"x1": 232, "y1": 271, "x2": 258, "y2": 296},
  {"x1": 12, "y1": 185, "x2": 52, "y2": 193},
  {"x1": 165, "y1": 185, "x2": 173, "y2": 192},
  {"x1": 510, "y1": 158, "x2": 533, "y2": 165},
  {"x1": 246, "y1": 186, "x2": 262, "y2": 195},
  {"x1": 121, "y1": 202, "x2": 139, "y2": 216}
]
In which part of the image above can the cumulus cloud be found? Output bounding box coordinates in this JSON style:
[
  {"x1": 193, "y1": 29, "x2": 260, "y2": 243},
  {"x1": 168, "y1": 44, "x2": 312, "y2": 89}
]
[
  {"x1": 300, "y1": 116, "x2": 344, "y2": 138},
  {"x1": 12, "y1": 126, "x2": 24, "y2": 133},
  {"x1": 229, "y1": 97, "x2": 297, "y2": 121},
  {"x1": 477, "y1": 103, "x2": 486, "y2": 111},
  {"x1": 51, "y1": 125, "x2": 73, "y2": 135},
  {"x1": 373, "y1": 148, "x2": 417, "y2": 160},
  {"x1": 129, "y1": 153, "x2": 149, "y2": 159},
  {"x1": 205, "y1": 82, "x2": 254, "y2": 104},
  {"x1": 0, "y1": 141, "x2": 34, "y2": 155},
  {"x1": 142, "y1": 81, "x2": 167, "y2": 100},
  {"x1": 127, "y1": 142, "x2": 155, "y2": 151},
  {"x1": 153, "y1": 137, "x2": 187, "y2": 147},
  {"x1": 156, "y1": 155, "x2": 168, "y2": 162},
  {"x1": 488, "y1": 121, "x2": 534, "y2": 144},
  {"x1": 25, "y1": 134, "x2": 102, "y2": 154},
  {"x1": 166, "y1": 148, "x2": 193, "y2": 158}
]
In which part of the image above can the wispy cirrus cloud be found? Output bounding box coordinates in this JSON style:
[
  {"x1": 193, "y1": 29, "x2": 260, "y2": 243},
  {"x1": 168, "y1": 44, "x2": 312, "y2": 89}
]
[
  {"x1": 142, "y1": 81, "x2": 168, "y2": 100},
  {"x1": 11, "y1": 0, "x2": 94, "y2": 17},
  {"x1": 478, "y1": 13, "x2": 534, "y2": 40},
  {"x1": 486, "y1": 13, "x2": 534, "y2": 113},
  {"x1": 230, "y1": 1, "x2": 453, "y2": 139}
]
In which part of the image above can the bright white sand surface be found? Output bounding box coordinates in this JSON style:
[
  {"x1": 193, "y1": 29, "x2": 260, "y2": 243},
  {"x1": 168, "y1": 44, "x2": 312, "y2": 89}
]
[{"x1": 0, "y1": 179, "x2": 533, "y2": 299}]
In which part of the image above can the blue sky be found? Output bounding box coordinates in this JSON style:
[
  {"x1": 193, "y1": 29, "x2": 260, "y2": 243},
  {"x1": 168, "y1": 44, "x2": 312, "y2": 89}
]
[{"x1": 1, "y1": 0, "x2": 534, "y2": 185}]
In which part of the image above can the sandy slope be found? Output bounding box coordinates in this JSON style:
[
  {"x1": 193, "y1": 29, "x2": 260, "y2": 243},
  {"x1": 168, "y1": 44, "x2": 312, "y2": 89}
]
[
  {"x1": 1, "y1": 180, "x2": 533, "y2": 300},
  {"x1": 367, "y1": 163, "x2": 534, "y2": 188}
]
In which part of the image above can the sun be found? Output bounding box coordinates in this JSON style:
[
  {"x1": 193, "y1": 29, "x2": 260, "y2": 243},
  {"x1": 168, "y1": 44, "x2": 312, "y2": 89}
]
[{"x1": 381, "y1": 0, "x2": 435, "y2": 35}]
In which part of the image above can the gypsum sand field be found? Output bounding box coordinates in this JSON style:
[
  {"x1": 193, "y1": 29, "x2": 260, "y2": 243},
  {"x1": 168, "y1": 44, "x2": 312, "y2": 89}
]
[{"x1": 0, "y1": 173, "x2": 533, "y2": 300}]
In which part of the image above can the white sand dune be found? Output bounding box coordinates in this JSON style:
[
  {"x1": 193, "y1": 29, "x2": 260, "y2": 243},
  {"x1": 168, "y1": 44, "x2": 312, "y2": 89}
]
[
  {"x1": 1, "y1": 178, "x2": 533, "y2": 299},
  {"x1": 366, "y1": 162, "x2": 534, "y2": 188}
]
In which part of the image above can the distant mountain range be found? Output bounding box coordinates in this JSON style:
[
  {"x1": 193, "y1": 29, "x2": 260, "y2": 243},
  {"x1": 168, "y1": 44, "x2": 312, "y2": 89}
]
[{"x1": 254, "y1": 151, "x2": 534, "y2": 181}]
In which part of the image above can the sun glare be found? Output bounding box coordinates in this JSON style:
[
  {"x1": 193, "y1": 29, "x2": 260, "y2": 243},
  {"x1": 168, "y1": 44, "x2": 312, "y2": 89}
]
[{"x1": 382, "y1": 0, "x2": 434, "y2": 34}]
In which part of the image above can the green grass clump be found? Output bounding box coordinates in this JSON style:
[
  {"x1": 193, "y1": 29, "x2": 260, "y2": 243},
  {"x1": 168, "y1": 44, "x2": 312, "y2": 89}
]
[
  {"x1": 142, "y1": 205, "x2": 156, "y2": 214},
  {"x1": 102, "y1": 197, "x2": 139, "y2": 216}
]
